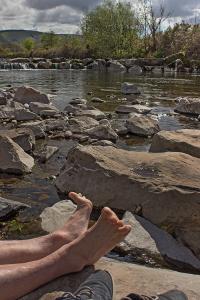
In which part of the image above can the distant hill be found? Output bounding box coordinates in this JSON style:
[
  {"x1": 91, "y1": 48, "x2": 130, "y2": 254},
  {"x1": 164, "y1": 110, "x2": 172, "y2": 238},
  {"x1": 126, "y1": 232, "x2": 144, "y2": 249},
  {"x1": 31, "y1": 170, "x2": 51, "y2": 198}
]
[{"x1": 0, "y1": 30, "x2": 70, "y2": 44}]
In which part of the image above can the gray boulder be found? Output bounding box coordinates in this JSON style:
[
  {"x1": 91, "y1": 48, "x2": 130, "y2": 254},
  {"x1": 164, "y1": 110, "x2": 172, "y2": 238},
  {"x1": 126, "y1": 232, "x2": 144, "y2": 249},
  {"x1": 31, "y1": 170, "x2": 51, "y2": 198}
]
[
  {"x1": 175, "y1": 97, "x2": 200, "y2": 116},
  {"x1": 29, "y1": 102, "x2": 58, "y2": 115},
  {"x1": 92, "y1": 140, "x2": 115, "y2": 147},
  {"x1": 86, "y1": 125, "x2": 118, "y2": 142},
  {"x1": 120, "y1": 212, "x2": 200, "y2": 273},
  {"x1": 45, "y1": 119, "x2": 66, "y2": 132},
  {"x1": 111, "y1": 119, "x2": 128, "y2": 136},
  {"x1": 128, "y1": 65, "x2": 143, "y2": 75},
  {"x1": 0, "y1": 107, "x2": 15, "y2": 120},
  {"x1": 126, "y1": 114, "x2": 160, "y2": 137},
  {"x1": 150, "y1": 129, "x2": 200, "y2": 159},
  {"x1": 14, "y1": 86, "x2": 50, "y2": 104},
  {"x1": 38, "y1": 61, "x2": 52, "y2": 69},
  {"x1": 58, "y1": 62, "x2": 70, "y2": 69},
  {"x1": 40, "y1": 110, "x2": 59, "y2": 118},
  {"x1": 64, "y1": 104, "x2": 83, "y2": 114},
  {"x1": 129, "y1": 105, "x2": 152, "y2": 114},
  {"x1": 69, "y1": 116, "x2": 99, "y2": 134},
  {"x1": 0, "y1": 92, "x2": 7, "y2": 105},
  {"x1": 0, "y1": 128, "x2": 35, "y2": 152},
  {"x1": 15, "y1": 109, "x2": 40, "y2": 121},
  {"x1": 18, "y1": 121, "x2": 46, "y2": 139},
  {"x1": 107, "y1": 61, "x2": 126, "y2": 72},
  {"x1": 0, "y1": 136, "x2": 34, "y2": 175},
  {"x1": 0, "y1": 196, "x2": 30, "y2": 221}
]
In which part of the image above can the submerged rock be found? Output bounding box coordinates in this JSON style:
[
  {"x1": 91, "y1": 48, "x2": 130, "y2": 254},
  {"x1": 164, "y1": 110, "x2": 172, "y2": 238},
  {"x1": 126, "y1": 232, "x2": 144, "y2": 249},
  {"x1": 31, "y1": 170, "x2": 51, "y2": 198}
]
[
  {"x1": 38, "y1": 146, "x2": 59, "y2": 163},
  {"x1": 56, "y1": 146, "x2": 200, "y2": 258},
  {"x1": 91, "y1": 97, "x2": 105, "y2": 103},
  {"x1": 0, "y1": 136, "x2": 34, "y2": 175},
  {"x1": 116, "y1": 105, "x2": 151, "y2": 115},
  {"x1": 14, "y1": 86, "x2": 50, "y2": 104},
  {"x1": 121, "y1": 82, "x2": 141, "y2": 95},
  {"x1": 150, "y1": 129, "x2": 200, "y2": 158}
]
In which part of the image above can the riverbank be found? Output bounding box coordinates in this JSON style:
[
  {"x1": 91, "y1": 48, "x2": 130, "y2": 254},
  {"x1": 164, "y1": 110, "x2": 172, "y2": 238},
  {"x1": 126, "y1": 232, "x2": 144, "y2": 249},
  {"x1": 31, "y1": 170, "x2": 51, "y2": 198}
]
[{"x1": 1, "y1": 55, "x2": 200, "y2": 74}]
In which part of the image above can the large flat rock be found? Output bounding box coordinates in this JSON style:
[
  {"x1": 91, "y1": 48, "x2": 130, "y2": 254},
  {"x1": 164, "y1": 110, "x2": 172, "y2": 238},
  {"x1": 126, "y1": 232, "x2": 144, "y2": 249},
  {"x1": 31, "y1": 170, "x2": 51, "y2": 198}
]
[
  {"x1": 150, "y1": 129, "x2": 200, "y2": 158},
  {"x1": 20, "y1": 258, "x2": 200, "y2": 300},
  {"x1": 0, "y1": 136, "x2": 34, "y2": 175},
  {"x1": 56, "y1": 146, "x2": 200, "y2": 257}
]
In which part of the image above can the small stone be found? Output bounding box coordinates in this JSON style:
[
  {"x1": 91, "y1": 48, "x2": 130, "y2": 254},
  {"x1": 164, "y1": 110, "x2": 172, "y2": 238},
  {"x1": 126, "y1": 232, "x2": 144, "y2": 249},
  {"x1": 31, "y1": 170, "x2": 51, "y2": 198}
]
[{"x1": 121, "y1": 82, "x2": 141, "y2": 95}]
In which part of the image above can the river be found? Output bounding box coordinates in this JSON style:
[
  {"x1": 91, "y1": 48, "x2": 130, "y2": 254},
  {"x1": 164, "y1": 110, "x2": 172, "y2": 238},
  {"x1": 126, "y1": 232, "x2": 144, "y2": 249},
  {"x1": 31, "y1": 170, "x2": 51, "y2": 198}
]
[{"x1": 0, "y1": 69, "x2": 199, "y2": 209}]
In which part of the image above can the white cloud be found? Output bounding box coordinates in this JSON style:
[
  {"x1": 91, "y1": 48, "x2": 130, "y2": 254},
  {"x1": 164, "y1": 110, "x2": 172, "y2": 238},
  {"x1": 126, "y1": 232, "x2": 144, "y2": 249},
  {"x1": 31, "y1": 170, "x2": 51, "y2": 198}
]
[{"x1": 0, "y1": 0, "x2": 199, "y2": 34}]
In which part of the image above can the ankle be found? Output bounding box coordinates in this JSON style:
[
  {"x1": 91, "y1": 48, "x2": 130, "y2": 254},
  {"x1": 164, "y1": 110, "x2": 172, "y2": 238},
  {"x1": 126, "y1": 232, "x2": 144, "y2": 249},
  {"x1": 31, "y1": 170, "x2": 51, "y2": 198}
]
[
  {"x1": 59, "y1": 243, "x2": 87, "y2": 274},
  {"x1": 41, "y1": 232, "x2": 68, "y2": 252}
]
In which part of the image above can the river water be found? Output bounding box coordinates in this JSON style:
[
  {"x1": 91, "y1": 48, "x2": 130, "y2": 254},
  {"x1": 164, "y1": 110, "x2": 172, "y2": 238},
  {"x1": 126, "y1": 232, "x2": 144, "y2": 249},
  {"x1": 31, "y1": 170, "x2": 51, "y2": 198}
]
[{"x1": 0, "y1": 69, "x2": 199, "y2": 207}]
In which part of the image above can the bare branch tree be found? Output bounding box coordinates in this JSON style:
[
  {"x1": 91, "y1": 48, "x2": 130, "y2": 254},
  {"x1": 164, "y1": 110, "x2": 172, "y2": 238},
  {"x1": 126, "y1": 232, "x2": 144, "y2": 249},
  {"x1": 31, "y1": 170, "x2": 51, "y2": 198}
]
[{"x1": 139, "y1": 0, "x2": 171, "y2": 53}]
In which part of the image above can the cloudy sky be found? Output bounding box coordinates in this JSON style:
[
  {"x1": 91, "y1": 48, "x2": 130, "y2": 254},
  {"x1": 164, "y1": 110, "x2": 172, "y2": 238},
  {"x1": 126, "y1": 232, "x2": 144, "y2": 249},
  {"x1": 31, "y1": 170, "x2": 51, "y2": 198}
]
[{"x1": 0, "y1": 0, "x2": 200, "y2": 33}]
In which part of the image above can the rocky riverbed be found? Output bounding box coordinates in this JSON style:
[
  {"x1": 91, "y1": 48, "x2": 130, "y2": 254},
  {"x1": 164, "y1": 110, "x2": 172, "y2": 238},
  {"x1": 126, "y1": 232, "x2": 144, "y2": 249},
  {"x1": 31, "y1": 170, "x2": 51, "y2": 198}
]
[{"x1": 0, "y1": 80, "x2": 200, "y2": 298}]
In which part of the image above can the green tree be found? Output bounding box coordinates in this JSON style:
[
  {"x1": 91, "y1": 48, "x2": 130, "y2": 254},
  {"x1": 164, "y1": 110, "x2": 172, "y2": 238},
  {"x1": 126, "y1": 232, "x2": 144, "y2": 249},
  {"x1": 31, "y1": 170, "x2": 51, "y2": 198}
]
[
  {"x1": 40, "y1": 31, "x2": 59, "y2": 49},
  {"x1": 81, "y1": 0, "x2": 140, "y2": 58},
  {"x1": 22, "y1": 38, "x2": 35, "y2": 53}
]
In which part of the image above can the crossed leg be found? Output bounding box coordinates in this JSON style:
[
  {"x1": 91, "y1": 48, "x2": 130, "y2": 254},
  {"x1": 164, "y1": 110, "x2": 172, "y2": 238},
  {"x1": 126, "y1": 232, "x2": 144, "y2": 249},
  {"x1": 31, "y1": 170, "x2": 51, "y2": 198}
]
[
  {"x1": 0, "y1": 206, "x2": 131, "y2": 300},
  {"x1": 0, "y1": 192, "x2": 92, "y2": 264}
]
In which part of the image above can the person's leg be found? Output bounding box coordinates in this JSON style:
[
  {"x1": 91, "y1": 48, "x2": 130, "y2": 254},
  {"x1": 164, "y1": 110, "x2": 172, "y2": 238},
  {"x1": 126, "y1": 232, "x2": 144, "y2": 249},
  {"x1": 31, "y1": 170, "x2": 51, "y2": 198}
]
[
  {"x1": 0, "y1": 192, "x2": 92, "y2": 264},
  {"x1": 0, "y1": 207, "x2": 131, "y2": 300}
]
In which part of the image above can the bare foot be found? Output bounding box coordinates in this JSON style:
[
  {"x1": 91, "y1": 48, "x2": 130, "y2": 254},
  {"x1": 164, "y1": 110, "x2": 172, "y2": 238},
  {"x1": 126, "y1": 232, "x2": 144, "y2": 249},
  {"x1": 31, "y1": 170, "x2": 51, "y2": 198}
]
[
  {"x1": 58, "y1": 207, "x2": 131, "y2": 273},
  {"x1": 55, "y1": 192, "x2": 93, "y2": 244}
]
